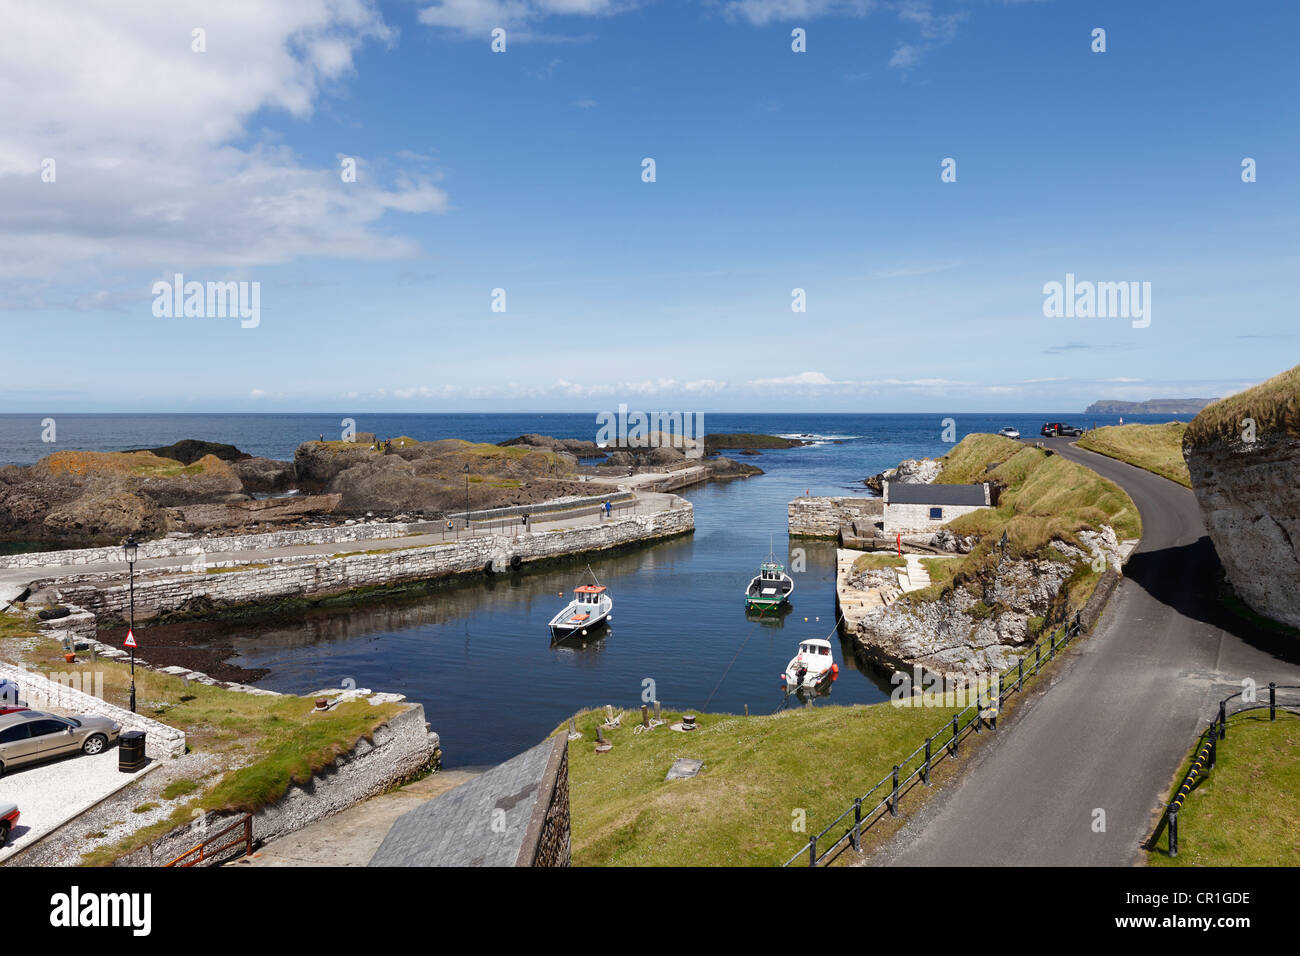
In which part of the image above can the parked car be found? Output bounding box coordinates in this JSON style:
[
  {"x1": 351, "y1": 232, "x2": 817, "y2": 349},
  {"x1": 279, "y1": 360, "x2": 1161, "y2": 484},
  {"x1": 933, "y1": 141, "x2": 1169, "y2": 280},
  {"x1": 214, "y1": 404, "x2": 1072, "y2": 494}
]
[
  {"x1": 0, "y1": 804, "x2": 18, "y2": 845},
  {"x1": 1040, "y1": 422, "x2": 1083, "y2": 437},
  {"x1": 998, "y1": 426, "x2": 1021, "y2": 439},
  {"x1": 0, "y1": 711, "x2": 121, "y2": 777}
]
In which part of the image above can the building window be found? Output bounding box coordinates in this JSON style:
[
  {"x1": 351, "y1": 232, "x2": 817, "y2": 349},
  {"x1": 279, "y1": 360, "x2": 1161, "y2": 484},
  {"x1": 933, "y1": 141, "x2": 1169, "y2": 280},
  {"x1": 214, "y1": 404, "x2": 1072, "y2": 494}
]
[{"x1": 929, "y1": 507, "x2": 943, "y2": 520}]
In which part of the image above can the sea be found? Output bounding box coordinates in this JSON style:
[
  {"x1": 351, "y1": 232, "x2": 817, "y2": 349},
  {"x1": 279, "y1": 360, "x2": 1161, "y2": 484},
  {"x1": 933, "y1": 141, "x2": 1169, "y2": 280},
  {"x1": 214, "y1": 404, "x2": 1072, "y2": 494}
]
[{"x1": 0, "y1": 412, "x2": 1192, "y2": 765}]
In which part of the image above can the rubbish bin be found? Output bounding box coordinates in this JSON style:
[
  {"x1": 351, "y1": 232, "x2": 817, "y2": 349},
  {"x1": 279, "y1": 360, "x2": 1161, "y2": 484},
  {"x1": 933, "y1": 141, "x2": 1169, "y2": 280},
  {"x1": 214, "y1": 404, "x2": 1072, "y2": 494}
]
[{"x1": 118, "y1": 730, "x2": 146, "y2": 773}]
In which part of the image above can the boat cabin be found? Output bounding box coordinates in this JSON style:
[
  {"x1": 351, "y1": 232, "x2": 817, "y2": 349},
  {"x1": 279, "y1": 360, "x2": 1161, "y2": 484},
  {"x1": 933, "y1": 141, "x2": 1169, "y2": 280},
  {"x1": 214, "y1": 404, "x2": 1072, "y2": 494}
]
[
  {"x1": 758, "y1": 563, "x2": 785, "y2": 582},
  {"x1": 573, "y1": 585, "x2": 606, "y2": 605},
  {"x1": 798, "y1": 640, "x2": 832, "y2": 658}
]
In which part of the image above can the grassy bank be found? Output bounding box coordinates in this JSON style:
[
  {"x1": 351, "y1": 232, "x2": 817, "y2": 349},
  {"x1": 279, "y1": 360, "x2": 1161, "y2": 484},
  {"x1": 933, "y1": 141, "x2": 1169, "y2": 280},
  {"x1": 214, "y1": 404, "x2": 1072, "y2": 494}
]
[
  {"x1": 906, "y1": 434, "x2": 1139, "y2": 613},
  {"x1": 565, "y1": 703, "x2": 938, "y2": 866},
  {"x1": 1076, "y1": 423, "x2": 1192, "y2": 488},
  {"x1": 1149, "y1": 711, "x2": 1300, "y2": 866},
  {"x1": 1, "y1": 611, "x2": 404, "y2": 865}
]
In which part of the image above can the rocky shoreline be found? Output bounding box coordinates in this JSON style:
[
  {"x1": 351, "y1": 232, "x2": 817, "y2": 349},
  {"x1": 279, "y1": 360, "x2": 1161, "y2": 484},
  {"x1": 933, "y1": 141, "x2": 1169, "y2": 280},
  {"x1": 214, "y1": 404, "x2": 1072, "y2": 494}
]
[{"x1": 0, "y1": 430, "x2": 768, "y2": 553}]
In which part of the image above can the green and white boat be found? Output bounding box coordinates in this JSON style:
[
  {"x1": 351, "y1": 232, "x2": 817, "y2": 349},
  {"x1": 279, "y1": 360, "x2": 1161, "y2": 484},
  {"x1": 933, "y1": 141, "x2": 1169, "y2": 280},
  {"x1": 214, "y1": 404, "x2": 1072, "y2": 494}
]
[{"x1": 744, "y1": 554, "x2": 794, "y2": 612}]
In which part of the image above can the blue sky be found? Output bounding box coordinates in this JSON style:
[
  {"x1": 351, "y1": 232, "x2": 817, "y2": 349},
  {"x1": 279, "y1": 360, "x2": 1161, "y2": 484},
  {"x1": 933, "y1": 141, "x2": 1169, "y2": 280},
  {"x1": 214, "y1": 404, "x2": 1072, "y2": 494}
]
[{"x1": 0, "y1": 0, "x2": 1295, "y2": 413}]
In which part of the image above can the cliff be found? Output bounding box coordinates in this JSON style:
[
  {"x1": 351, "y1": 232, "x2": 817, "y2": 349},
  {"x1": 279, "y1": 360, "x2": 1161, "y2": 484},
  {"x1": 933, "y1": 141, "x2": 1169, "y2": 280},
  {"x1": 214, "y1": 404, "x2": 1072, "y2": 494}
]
[
  {"x1": 1085, "y1": 398, "x2": 1217, "y2": 416},
  {"x1": 1184, "y1": 365, "x2": 1300, "y2": 628}
]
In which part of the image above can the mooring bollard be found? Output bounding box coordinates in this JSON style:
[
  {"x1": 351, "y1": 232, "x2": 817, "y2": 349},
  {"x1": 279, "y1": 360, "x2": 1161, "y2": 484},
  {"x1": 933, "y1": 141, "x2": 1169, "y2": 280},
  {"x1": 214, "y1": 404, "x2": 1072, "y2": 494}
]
[
  {"x1": 654, "y1": 700, "x2": 662, "y2": 722},
  {"x1": 744, "y1": 703, "x2": 749, "y2": 717},
  {"x1": 852, "y1": 798, "x2": 862, "y2": 851},
  {"x1": 641, "y1": 704, "x2": 649, "y2": 728}
]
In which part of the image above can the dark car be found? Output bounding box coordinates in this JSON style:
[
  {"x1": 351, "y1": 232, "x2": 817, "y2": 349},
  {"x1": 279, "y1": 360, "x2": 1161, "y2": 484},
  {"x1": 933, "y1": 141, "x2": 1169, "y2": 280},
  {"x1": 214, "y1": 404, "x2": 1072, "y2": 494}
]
[{"x1": 1040, "y1": 422, "x2": 1083, "y2": 437}]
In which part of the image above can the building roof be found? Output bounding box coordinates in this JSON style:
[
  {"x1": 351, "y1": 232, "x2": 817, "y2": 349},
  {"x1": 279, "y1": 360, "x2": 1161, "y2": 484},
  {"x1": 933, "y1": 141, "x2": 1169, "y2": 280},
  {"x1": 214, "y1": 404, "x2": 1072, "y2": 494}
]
[
  {"x1": 885, "y1": 482, "x2": 988, "y2": 507},
  {"x1": 369, "y1": 736, "x2": 563, "y2": 867}
]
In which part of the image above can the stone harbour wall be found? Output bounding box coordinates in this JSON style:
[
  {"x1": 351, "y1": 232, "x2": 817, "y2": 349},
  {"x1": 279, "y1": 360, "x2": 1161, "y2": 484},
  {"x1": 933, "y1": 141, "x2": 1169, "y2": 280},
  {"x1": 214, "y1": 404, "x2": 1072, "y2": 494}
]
[
  {"x1": 788, "y1": 496, "x2": 884, "y2": 538},
  {"x1": 50, "y1": 499, "x2": 694, "y2": 619}
]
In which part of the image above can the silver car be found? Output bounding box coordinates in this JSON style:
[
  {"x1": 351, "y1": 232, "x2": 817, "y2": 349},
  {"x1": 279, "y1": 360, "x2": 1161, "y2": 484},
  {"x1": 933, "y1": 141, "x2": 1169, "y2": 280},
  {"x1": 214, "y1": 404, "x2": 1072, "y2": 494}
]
[{"x1": 0, "y1": 711, "x2": 121, "y2": 776}]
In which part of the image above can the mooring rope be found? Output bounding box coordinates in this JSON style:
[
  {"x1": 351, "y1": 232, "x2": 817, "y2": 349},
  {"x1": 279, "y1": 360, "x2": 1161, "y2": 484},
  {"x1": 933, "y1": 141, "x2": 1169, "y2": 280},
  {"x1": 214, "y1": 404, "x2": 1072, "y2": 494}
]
[{"x1": 706, "y1": 611, "x2": 847, "y2": 714}]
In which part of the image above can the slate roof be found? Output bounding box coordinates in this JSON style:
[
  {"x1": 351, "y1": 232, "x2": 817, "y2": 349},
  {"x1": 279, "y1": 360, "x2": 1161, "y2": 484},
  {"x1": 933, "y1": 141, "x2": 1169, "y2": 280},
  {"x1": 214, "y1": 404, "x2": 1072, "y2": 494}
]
[
  {"x1": 369, "y1": 736, "x2": 561, "y2": 867},
  {"x1": 885, "y1": 482, "x2": 988, "y2": 506}
]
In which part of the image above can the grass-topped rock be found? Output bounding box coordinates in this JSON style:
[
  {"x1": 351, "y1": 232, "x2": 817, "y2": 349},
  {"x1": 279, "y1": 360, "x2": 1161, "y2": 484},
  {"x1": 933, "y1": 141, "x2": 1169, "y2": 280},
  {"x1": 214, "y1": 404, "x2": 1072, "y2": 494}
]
[
  {"x1": 848, "y1": 434, "x2": 1139, "y2": 677},
  {"x1": 1183, "y1": 362, "x2": 1300, "y2": 629}
]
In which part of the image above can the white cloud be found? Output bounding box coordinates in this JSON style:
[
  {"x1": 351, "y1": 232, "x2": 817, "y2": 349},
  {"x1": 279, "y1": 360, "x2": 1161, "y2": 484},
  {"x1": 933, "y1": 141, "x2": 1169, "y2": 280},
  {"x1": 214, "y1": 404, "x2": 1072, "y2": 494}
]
[
  {"x1": 0, "y1": 1, "x2": 445, "y2": 301},
  {"x1": 747, "y1": 370, "x2": 843, "y2": 387},
  {"x1": 418, "y1": 0, "x2": 629, "y2": 38},
  {"x1": 722, "y1": 1, "x2": 877, "y2": 26}
]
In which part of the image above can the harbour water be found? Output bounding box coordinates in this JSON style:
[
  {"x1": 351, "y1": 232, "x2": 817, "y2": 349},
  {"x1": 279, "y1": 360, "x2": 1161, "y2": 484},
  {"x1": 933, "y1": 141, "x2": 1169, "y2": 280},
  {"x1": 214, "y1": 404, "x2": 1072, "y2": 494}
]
[{"x1": 0, "y1": 412, "x2": 1192, "y2": 764}]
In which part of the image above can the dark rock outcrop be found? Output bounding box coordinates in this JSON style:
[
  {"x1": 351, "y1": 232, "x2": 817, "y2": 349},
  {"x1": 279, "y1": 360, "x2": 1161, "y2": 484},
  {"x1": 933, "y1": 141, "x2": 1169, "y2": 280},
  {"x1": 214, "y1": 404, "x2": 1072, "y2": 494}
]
[{"x1": 126, "y1": 439, "x2": 250, "y2": 465}]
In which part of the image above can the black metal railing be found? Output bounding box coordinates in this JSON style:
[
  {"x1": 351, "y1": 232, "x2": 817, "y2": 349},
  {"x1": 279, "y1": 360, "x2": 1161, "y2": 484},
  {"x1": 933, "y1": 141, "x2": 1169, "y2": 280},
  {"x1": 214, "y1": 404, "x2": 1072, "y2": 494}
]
[
  {"x1": 782, "y1": 612, "x2": 1085, "y2": 867},
  {"x1": 1149, "y1": 682, "x2": 1300, "y2": 857}
]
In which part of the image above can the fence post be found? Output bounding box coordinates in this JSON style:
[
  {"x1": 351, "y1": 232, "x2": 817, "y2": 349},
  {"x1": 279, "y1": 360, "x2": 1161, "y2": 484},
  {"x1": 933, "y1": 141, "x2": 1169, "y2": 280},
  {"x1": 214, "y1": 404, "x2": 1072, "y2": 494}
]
[
  {"x1": 949, "y1": 715, "x2": 959, "y2": 757},
  {"x1": 923, "y1": 737, "x2": 931, "y2": 785},
  {"x1": 889, "y1": 765, "x2": 900, "y2": 816},
  {"x1": 1208, "y1": 723, "x2": 1217, "y2": 771},
  {"x1": 851, "y1": 798, "x2": 862, "y2": 851},
  {"x1": 1270, "y1": 682, "x2": 1276, "y2": 721},
  {"x1": 1218, "y1": 699, "x2": 1227, "y2": 740},
  {"x1": 809, "y1": 835, "x2": 817, "y2": 867},
  {"x1": 1050, "y1": 630, "x2": 1057, "y2": 660},
  {"x1": 1168, "y1": 809, "x2": 1179, "y2": 857},
  {"x1": 1035, "y1": 644, "x2": 1041, "y2": 675},
  {"x1": 1018, "y1": 658, "x2": 1024, "y2": 692}
]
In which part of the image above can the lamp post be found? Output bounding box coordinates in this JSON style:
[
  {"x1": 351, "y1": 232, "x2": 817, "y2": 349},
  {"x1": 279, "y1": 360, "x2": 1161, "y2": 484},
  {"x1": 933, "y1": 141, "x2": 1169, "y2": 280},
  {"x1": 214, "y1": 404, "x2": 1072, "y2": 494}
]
[
  {"x1": 463, "y1": 464, "x2": 471, "y2": 535},
  {"x1": 123, "y1": 535, "x2": 138, "y2": 713}
]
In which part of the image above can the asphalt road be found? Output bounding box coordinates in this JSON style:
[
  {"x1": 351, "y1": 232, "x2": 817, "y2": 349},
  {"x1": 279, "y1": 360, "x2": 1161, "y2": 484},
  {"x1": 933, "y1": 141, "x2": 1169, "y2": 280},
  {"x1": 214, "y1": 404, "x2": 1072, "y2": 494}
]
[{"x1": 870, "y1": 437, "x2": 1300, "y2": 866}]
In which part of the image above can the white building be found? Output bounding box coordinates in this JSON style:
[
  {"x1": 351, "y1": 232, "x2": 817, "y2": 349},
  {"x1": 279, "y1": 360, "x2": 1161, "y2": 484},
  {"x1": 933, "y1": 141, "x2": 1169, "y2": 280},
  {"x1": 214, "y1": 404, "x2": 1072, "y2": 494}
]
[{"x1": 883, "y1": 481, "x2": 990, "y2": 534}]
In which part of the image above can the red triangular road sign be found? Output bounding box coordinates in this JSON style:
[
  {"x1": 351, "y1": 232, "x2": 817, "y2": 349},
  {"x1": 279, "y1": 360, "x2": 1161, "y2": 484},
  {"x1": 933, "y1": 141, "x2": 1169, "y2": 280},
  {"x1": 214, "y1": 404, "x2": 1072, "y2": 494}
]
[{"x1": 124, "y1": 630, "x2": 137, "y2": 649}]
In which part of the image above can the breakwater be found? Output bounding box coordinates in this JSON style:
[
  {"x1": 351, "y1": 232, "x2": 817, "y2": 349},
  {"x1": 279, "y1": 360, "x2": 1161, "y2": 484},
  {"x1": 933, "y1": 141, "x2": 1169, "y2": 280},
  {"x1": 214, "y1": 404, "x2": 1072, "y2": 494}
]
[{"x1": 42, "y1": 496, "x2": 694, "y2": 620}]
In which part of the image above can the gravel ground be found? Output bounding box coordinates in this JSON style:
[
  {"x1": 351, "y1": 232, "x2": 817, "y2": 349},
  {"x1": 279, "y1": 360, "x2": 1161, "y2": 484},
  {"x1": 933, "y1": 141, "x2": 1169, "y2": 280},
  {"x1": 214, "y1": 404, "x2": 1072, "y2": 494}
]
[
  {"x1": 0, "y1": 747, "x2": 150, "y2": 861},
  {"x1": 3, "y1": 748, "x2": 229, "y2": 866}
]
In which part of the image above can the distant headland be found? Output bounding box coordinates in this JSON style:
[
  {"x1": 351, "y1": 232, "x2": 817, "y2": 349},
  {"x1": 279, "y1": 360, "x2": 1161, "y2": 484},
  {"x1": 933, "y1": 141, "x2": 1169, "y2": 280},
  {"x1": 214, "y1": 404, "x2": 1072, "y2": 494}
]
[{"x1": 1084, "y1": 398, "x2": 1218, "y2": 416}]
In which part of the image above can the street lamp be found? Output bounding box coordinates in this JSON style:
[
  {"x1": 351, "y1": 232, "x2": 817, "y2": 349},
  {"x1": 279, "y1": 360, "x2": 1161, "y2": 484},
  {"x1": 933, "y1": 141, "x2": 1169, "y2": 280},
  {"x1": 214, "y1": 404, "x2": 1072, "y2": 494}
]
[
  {"x1": 463, "y1": 463, "x2": 471, "y2": 534},
  {"x1": 123, "y1": 535, "x2": 138, "y2": 713}
]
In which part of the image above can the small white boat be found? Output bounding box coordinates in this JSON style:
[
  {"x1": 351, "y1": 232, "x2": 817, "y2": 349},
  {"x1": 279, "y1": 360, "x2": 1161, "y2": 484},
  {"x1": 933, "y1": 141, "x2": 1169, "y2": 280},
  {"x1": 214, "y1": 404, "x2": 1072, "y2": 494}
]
[
  {"x1": 548, "y1": 583, "x2": 612, "y2": 642},
  {"x1": 782, "y1": 638, "x2": 838, "y2": 689}
]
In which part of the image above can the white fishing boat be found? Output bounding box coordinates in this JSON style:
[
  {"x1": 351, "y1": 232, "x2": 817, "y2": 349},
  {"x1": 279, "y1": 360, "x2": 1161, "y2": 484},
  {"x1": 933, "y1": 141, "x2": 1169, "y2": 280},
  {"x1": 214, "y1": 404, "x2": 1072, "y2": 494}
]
[
  {"x1": 548, "y1": 575, "x2": 612, "y2": 642},
  {"x1": 782, "y1": 638, "x2": 838, "y2": 689}
]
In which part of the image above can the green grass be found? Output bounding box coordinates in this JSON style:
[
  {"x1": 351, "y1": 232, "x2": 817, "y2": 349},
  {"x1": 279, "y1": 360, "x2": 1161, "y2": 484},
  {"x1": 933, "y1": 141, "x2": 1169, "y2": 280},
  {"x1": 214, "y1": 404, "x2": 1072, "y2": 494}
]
[
  {"x1": 1186, "y1": 362, "x2": 1299, "y2": 447},
  {"x1": 567, "y1": 698, "x2": 987, "y2": 867},
  {"x1": 852, "y1": 553, "x2": 905, "y2": 573},
  {"x1": 1077, "y1": 423, "x2": 1192, "y2": 488},
  {"x1": 161, "y1": 778, "x2": 200, "y2": 800},
  {"x1": 132, "y1": 803, "x2": 159, "y2": 814},
  {"x1": 1, "y1": 613, "x2": 407, "y2": 865},
  {"x1": 901, "y1": 435, "x2": 1140, "y2": 608},
  {"x1": 1150, "y1": 711, "x2": 1300, "y2": 866}
]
